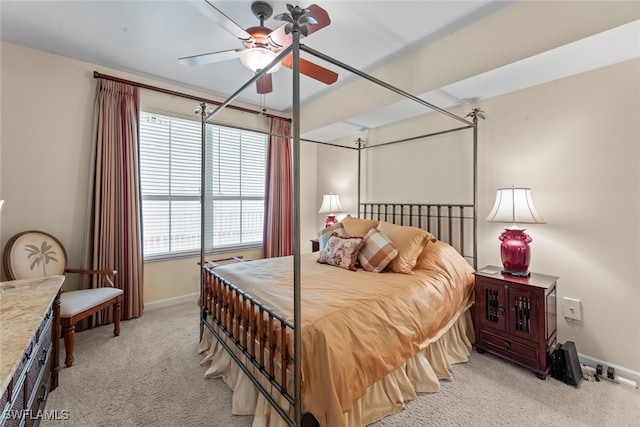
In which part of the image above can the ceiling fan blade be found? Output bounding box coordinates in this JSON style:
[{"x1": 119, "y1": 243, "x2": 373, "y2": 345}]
[
  {"x1": 268, "y1": 4, "x2": 331, "y2": 48},
  {"x1": 304, "y1": 4, "x2": 331, "y2": 36},
  {"x1": 178, "y1": 48, "x2": 243, "y2": 66},
  {"x1": 267, "y1": 23, "x2": 291, "y2": 49},
  {"x1": 282, "y1": 55, "x2": 338, "y2": 85},
  {"x1": 190, "y1": 0, "x2": 253, "y2": 42},
  {"x1": 256, "y1": 73, "x2": 273, "y2": 94}
]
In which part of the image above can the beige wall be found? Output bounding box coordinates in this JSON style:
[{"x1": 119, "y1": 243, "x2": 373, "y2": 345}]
[
  {"x1": 0, "y1": 41, "x2": 317, "y2": 305},
  {"x1": 1, "y1": 42, "x2": 95, "y2": 291},
  {"x1": 477, "y1": 59, "x2": 640, "y2": 375},
  {"x1": 316, "y1": 59, "x2": 640, "y2": 376}
]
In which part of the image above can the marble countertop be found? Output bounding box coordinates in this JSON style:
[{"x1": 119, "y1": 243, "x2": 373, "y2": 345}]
[{"x1": 0, "y1": 275, "x2": 64, "y2": 395}]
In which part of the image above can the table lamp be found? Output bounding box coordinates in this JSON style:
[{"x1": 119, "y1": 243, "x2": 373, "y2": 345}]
[
  {"x1": 486, "y1": 187, "x2": 545, "y2": 277},
  {"x1": 319, "y1": 193, "x2": 343, "y2": 228}
]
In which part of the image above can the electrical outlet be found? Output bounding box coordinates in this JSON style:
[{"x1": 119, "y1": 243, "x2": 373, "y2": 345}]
[{"x1": 563, "y1": 297, "x2": 582, "y2": 320}]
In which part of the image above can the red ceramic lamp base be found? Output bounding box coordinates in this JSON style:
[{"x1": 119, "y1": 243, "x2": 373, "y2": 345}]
[
  {"x1": 499, "y1": 228, "x2": 532, "y2": 277},
  {"x1": 325, "y1": 215, "x2": 338, "y2": 228}
]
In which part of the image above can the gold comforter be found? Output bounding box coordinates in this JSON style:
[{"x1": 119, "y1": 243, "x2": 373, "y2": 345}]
[{"x1": 210, "y1": 243, "x2": 474, "y2": 426}]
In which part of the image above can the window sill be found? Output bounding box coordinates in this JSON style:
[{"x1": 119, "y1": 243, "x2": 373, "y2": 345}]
[{"x1": 144, "y1": 244, "x2": 262, "y2": 263}]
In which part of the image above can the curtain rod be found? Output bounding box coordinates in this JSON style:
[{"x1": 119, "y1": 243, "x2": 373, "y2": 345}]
[{"x1": 92, "y1": 71, "x2": 290, "y2": 122}]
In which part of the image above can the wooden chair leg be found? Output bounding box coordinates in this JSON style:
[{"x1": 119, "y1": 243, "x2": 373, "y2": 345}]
[
  {"x1": 63, "y1": 325, "x2": 75, "y2": 367},
  {"x1": 113, "y1": 301, "x2": 121, "y2": 336}
]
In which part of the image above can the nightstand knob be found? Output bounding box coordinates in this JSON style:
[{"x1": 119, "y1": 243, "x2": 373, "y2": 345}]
[
  {"x1": 498, "y1": 306, "x2": 505, "y2": 315},
  {"x1": 503, "y1": 340, "x2": 511, "y2": 350}
]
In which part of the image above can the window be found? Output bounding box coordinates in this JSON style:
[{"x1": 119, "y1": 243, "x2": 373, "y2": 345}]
[{"x1": 139, "y1": 112, "x2": 267, "y2": 259}]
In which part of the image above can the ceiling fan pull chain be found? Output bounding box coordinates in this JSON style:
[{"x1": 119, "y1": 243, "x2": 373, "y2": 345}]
[{"x1": 259, "y1": 93, "x2": 266, "y2": 116}]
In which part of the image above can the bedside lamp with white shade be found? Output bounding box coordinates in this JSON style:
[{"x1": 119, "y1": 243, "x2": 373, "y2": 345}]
[
  {"x1": 318, "y1": 193, "x2": 343, "y2": 228},
  {"x1": 486, "y1": 187, "x2": 545, "y2": 277}
]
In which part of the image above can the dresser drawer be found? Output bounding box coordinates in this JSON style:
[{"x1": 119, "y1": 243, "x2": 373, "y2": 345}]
[
  {"x1": 10, "y1": 339, "x2": 34, "y2": 405},
  {"x1": 1, "y1": 304, "x2": 55, "y2": 427},
  {"x1": 25, "y1": 345, "x2": 49, "y2": 405},
  {"x1": 25, "y1": 347, "x2": 52, "y2": 427},
  {"x1": 0, "y1": 279, "x2": 63, "y2": 427},
  {"x1": 2, "y1": 373, "x2": 25, "y2": 427},
  {"x1": 479, "y1": 328, "x2": 540, "y2": 368},
  {"x1": 34, "y1": 308, "x2": 53, "y2": 346}
]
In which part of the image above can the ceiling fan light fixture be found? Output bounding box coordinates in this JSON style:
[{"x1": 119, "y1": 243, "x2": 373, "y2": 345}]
[{"x1": 240, "y1": 47, "x2": 282, "y2": 73}]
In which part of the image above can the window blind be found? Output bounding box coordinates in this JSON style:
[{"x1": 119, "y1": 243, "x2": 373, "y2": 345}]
[{"x1": 140, "y1": 112, "x2": 267, "y2": 259}]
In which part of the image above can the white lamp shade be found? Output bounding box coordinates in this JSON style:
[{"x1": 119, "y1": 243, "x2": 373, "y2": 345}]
[
  {"x1": 240, "y1": 48, "x2": 282, "y2": 73},
  {"x1": 318, "y1": 194, "x2": 343, "y2": 214},
  {"x1": 486, "y1": 187, "x2": 545, "y2": 224}
]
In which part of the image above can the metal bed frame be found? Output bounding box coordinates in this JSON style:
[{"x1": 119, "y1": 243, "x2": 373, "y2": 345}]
[
  {"x1": 197, "y1": 8, "x2": 481, "y2": 426},
  {"x1": 359, "y1": 203, "x2": 475, "y2": 265}
]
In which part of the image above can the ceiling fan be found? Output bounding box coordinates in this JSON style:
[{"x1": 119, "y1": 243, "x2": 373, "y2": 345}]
[{"x1": 179, "y1": 1, "x2": 339, "y2": 94}]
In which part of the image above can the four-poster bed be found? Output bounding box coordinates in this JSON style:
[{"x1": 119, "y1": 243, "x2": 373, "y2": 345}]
[{"x1": 197, "y1": 4, "x2": 481, "y2": 426}]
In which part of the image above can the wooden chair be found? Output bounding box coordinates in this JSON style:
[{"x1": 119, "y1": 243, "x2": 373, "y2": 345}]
[{"x1": 3, "y1": 230, "x2": 123, "y2": 367}]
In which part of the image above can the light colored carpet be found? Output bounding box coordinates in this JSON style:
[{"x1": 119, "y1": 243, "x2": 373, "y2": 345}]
[{"x1": 44, "y1": 302, "x2": 639, "y2": 427}]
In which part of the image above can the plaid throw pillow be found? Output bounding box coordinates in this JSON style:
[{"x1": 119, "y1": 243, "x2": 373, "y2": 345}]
[{"x1": 358, "y1": 228, "x2": 398, "y2": 273}]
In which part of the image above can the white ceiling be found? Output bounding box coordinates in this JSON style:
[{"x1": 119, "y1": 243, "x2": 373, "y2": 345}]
[
  {"x1": 0, "y1": 0, "x2": 505, "y2": 110},
  {"x1": 1, "y1": 1, "x2": 639, "y2": 142},
  {"x1": 304, "y1": 18, "x2": 640, "y2": 143}
]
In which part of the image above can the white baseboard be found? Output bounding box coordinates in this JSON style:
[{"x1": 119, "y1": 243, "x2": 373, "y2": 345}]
[
  {"x1": 579, "y1": 353, "x2": 640, "y2": 389},
  {"x1": 144, "y1": 292, "x2": 199, "y2": 311}
]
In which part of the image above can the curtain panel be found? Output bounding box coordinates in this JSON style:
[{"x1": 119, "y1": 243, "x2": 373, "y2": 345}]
[
  {"x1": 263, "y1": 118, "x2": 293, "y2": 258},
  {"x1": 88, "y1": 79, "x2": 144, "y2": 323}
]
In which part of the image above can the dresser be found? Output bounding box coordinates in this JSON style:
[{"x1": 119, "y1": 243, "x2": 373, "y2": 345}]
[
  {"x1": 474, "y1": 267, "x2": 557, "y2": 379},
  {"x1": 1, "y1": 276, "x2": 64, "y2": 426}
]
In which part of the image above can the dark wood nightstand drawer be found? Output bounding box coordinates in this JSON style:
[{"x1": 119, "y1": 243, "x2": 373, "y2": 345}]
[{"x1": 479, "y1": 329, "x2": 539, "y2": 365}]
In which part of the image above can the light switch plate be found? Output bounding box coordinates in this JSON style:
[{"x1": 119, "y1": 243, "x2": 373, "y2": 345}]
[{"x1": 563, "y1": 297, "x2": 582, "y2": 320}]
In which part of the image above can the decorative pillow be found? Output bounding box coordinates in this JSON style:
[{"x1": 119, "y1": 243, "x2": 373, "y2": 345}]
[
  {"x1": 318, "y1": 222, "x2": 346, "y2": 252},
  {"x1": 340, "y1": 214, "x2": 379, "y2": 237},
  {"x1": 414, "y1": 239, "x2": 466, "y2": 272},
  {"x1": 358, "y1": 228, "x2": 398, "y2": 273},
  {"x1": 413, "y1": 240, "x2": 474, "y2": 284},
  {"x1": 376, "y1": 221, "x2": 434, "y2": 274},
  {"x1": 317, "y1": 234, "x2": 364, "y2": 271}
]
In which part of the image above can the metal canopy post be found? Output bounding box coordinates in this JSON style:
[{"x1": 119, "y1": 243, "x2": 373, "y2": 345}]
[
  {"x1": 356, "y1": 138, "x2": 365, "y2": 216},
  {"x1": 291, "y1": 27, "x2": 303, "y2": 427},
  {"x1": 195, "y1": 4, "x2": 482, "y2": 423},
  {"x1": 198, "y1": 102, "x2": 207, "y2": 341}
]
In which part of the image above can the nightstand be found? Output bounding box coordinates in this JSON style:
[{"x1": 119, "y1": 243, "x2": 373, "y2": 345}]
[
  {"x1": 474, "y1": 266, "x2": 558, "y2": 379},
  {"x1": 311, "y1": 239, "x2": 320, "y2": 252}
]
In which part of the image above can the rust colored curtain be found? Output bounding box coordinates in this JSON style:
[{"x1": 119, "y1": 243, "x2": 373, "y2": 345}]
[
  {"x1": 88, "y1": 79, "x2": 144, "y2": 322},
  {"x1": 263, "y1": 117, "x2": 293, "y2": 258}
]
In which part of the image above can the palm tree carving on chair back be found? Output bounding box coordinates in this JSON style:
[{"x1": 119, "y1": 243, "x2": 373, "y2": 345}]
[
  {"x1": 3, "y1": 231, "x2": 67, "y2": 280},
  {"x1": 25, "y1": 241, "x2": 59, "y2": 276}
]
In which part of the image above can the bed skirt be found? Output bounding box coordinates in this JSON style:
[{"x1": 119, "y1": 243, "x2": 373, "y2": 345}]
[{"x1": 198, "y1": 307, "x2": 474, "y2": 427}]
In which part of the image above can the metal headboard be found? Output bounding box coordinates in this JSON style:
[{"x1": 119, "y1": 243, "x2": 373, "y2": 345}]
[{"x1": 359, "y1": 202, "x2": 476, "y2": 267}]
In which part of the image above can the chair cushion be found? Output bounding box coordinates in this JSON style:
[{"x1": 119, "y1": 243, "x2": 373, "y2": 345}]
[{"x1": 60, "y1": 288, "x2": 123, "y2": 318}]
